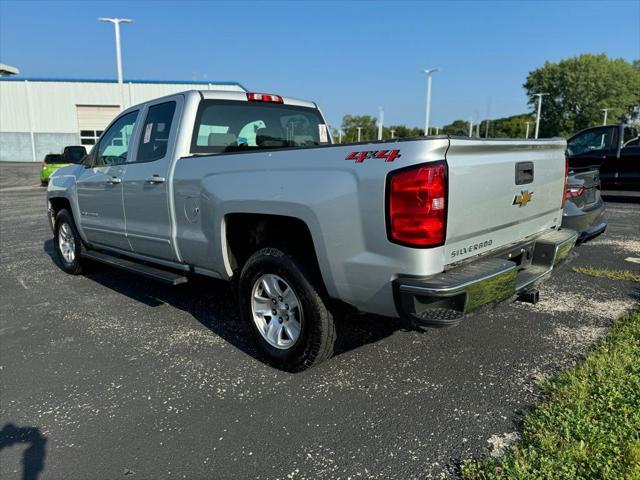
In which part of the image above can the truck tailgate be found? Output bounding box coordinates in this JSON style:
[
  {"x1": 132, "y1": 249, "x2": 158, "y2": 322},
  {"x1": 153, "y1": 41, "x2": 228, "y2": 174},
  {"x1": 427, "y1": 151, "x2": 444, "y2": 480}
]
[{"x1": 444, "y1": 138, "x2": 566, "y2": 265}]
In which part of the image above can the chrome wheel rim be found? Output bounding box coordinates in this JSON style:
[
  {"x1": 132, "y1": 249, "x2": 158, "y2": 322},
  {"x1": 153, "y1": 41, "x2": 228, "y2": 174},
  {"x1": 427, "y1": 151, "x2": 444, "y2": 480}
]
[
  {"x1": 58, "y1": 222, "x2": 76, "y2": 264},
  {"x1": 251, "y1": 274, "x2": 302, "y2": 350}
]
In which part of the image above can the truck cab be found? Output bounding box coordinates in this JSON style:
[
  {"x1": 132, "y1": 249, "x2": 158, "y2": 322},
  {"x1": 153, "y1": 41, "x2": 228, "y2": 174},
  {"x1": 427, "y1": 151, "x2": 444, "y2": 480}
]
[{"x1": 567, "y1": 124, "x2": 640, "y2": 190}]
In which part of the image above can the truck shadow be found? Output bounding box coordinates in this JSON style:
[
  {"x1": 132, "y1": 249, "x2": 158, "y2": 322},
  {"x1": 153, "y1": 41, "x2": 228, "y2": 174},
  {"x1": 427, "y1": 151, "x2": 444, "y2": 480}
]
[
  {"x1": 43, "y1": 240, "x2": 417, "y2": 365},
  {"x1": 0, "y1": 423, "x2": 47, "y2": 480}
]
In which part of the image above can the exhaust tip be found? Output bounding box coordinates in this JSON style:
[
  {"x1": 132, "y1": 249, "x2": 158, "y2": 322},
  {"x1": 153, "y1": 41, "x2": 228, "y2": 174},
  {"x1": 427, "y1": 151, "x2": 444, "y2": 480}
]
[{"x1": 517, "y1": 288, "x2": 540, "y2": 304}]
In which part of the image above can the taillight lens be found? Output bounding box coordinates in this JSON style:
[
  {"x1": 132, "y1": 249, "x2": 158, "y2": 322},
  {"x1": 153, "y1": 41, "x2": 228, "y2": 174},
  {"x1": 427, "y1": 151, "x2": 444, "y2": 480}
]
[
  {"x1": 40, "y1": 161, "x2": 46, "y2": 168},
  {"x1": 387, "y1": 162, "x2": 447, "y2": 247},
  {"x1": 566, "y1": 185, "x2": 584, "y2": 198},
  {"x1": 561, "y1": 157, "x2": 569, "y2": 208},
  {"x1": 247, "y1": 92, "x2": 284, "y2": 103}
]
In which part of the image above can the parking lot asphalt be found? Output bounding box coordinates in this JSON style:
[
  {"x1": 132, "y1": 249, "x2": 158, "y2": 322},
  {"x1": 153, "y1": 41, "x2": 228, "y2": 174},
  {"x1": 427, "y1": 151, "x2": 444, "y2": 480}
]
[{"x1": 1, "y1": 162, "x2": 638, "y2": 480}]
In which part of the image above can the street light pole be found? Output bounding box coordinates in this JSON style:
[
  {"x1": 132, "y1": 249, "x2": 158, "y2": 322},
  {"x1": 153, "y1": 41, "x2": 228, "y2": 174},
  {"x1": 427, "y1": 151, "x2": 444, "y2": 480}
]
[
  {"x1": 357, "y1": 127, "x2": 362, "y2": 142},
  {"x1": 423, "y1": 68, "x2": 439, "y2": 136},
  {"x1": 378, "y1": 106, "x2": 384, "y2": 140},
  {"x1": 338, "y1": 130, "x2": 342, "y2": 144},
  {"x1": 390, "y1": 129, "x2": 395, "y2": 139},
  {"x1": 533, "y1": 93, "x2": 548, "y2": 139},
  {"x1": 525, "y1": 122, "x2": 530, "y2": 139},
  {"x1": 99, "y1": 17, "x2": 133, "y2": 110},
  {"x1": 601, "y1": 108, "x2": 609, "y2": 125}
]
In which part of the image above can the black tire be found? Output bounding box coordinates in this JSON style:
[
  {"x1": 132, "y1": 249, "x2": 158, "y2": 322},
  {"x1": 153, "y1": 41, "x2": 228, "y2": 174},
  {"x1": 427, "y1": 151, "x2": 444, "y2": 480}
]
[
  {"x1": 239, "y1": 247, "x2": 336, "y2": 371},
  {"x1": 54, "y1": 209, "x2": 84, "y2": 275}
]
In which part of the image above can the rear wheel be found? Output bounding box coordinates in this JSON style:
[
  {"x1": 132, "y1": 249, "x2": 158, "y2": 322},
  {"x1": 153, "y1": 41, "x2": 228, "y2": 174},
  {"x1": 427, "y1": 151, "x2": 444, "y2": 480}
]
[
  {"x1": 54, "y1": 209, "x2": 84, "y2": 274},
  {"x1": 239, "y1": 247, "x2": 336, "y2": 371}
]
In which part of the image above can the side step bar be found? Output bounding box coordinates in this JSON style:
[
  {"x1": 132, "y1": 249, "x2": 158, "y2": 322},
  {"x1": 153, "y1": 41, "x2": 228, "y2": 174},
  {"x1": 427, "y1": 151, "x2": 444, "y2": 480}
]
[{"x1": 82, "y1": 250, "x2": 189, "y2": 285}]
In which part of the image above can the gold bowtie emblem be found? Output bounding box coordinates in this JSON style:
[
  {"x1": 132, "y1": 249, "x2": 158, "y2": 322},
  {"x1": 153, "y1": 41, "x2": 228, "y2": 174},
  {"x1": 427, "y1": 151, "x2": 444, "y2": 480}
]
[{"x1": 513, "y1": 190, "x2": 533, "y2": 207}]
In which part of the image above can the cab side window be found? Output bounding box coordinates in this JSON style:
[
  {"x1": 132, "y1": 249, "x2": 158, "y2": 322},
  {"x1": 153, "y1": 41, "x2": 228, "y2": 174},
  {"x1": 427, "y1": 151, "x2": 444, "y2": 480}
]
[
  {"x1": 567, "y1": 127, "x2": 615, "y2": 156},
  {"x1": 136, "y1": 101, "x2": 176, "y2": 163},
  {"x1": 96, "y1": 111, "x2": 138, "y2": 166}
]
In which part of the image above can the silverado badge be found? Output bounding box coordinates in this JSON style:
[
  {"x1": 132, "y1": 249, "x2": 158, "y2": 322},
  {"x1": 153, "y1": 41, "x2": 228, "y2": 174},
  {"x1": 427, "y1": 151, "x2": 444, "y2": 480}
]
[{"x1": 513, "y1": 190, "x2": 533, "y2": 207}]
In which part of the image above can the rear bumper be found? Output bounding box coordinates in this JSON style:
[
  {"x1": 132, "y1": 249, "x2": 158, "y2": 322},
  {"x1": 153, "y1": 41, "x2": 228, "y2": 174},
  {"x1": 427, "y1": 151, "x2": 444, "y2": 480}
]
[
  {"x1": 562, "y1": 197, "x2": 606, "y2": 244},
  {"x1": 394, "y1": 229, "x2": 578, "y2": 326}
]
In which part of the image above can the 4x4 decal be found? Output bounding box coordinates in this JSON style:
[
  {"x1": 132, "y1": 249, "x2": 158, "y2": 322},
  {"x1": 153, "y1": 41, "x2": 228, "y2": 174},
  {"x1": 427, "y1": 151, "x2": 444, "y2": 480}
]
[{"x1": 346, "y1": 149, "x2": 401, "y2": 163}]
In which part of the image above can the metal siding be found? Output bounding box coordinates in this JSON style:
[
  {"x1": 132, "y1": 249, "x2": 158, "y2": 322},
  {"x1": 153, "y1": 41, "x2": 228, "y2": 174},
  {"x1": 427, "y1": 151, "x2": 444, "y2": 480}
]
[{"x1": 0, "y1": 80, "x2": 244, "y2": 133}]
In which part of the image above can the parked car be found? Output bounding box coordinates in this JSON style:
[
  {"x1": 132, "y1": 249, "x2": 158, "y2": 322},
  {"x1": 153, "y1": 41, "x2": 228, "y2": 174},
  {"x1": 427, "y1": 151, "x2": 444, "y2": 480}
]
[
  {"x1": 562, "y1": 168, "x2": 606, "y2": 244},
  {"x1": 566, "y1": 124, "x2": 640, "y2": 190},
  {"x1": 39, "y1": 146, "x2": 87, "y2": 185},
  {"x1": 46, "y1": 90, "x2": 577, "y2": 370},
  {"x1": 40, "y1": 153, "x2": 64, "y2": 185}
]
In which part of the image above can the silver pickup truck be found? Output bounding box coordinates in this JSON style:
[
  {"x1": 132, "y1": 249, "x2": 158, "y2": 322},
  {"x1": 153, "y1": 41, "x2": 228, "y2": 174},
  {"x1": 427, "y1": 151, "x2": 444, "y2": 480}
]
[{"x1": 47, "y1": 90, "x2": 577, "y2": 370}]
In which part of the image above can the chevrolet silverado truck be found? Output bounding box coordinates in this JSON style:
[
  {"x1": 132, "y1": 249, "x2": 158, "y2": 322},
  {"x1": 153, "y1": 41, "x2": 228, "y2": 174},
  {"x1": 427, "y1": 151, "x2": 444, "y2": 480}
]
[{"x1": 47, "y1": 90, "x2": 577, "y2": 370}]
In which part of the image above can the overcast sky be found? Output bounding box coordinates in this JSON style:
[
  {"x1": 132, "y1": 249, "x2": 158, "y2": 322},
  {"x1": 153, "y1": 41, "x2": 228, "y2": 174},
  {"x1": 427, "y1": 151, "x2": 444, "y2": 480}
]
[{"x1": 1, "y1": 0, "x2": 638, "y2": 128}]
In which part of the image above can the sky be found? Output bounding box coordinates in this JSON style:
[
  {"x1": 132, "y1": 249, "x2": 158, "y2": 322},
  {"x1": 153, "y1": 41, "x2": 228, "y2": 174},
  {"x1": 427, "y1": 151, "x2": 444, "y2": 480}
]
[{"x1": 1, "y1": 0, "x2": 638, "y2": 129}]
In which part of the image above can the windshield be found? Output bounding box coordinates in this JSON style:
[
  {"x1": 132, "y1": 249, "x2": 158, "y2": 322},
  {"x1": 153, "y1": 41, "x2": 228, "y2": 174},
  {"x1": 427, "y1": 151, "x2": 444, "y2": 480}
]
[
  {"x1": 191, "y1": 100, "x2": 330, "y2": 154},
  {"x1": 44, "y1": 154, "x2": 63, "y2": 165}
]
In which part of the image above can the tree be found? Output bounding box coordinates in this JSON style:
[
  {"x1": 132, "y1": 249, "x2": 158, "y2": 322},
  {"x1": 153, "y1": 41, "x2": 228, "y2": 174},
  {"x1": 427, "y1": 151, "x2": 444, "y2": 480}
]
[
  {"x1": 341, "y1": 115, "x2": 378, "y2": 142},
  {"x1": 524, "y1": 54, "x2": 640, "y2": 137}
]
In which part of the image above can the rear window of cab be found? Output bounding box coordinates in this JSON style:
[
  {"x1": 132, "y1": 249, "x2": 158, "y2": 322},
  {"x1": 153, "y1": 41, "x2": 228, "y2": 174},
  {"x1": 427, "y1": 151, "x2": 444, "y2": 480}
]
[{"x1": 190, "y1": 100, "x2": 329, "y2": 154}]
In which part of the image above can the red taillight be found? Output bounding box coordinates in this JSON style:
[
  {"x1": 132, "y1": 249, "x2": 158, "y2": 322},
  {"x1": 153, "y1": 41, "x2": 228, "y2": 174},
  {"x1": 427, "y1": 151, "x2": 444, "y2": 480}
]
[
  {"x1": 387, "y1": 162, "x2": 447, "y2": 247},
  {"x1": 247, "y1": 92, "x2": 284, "y2": 103},
  {"x1": 565, "y1": 185, "x2": 584, "y2": 199},
  {"x1": 40, "y1": 161, "x2": 45, "y2": 168},
  {"x1": 561, "y1": 157, "x2": 569, "y2": 208}
]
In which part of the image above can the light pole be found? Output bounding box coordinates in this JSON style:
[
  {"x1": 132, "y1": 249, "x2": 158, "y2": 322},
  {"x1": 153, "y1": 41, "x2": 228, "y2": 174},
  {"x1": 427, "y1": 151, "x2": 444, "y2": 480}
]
[
  {"x1": 525, "y1": 121, "x2": 530, "y2": 139},
  {"x1": 390, "y1": 129, "x2": 395, "y2": 139},
  {"x1": 423, "y1": 68, "x2": 439, "y2": 136},
  {"x1": 378, "y1": 106, "x2": 384, "y2": 140},
  {"x1": 601, "y1": 108, "x2": 609, "y2": 125},
  {"x1": 99, "y1": 17, "x2": 134, "y2": 110},
  {"x1": 468, "y1": 118, "x2": 473, "y2": 137},
  {"x1": 338, "y1": 130, "x2": 343, "y2": 144},
  {"x1": 357, "y1": 127, "x2": 362, "y2": 142},
  {"x1": 533, "y1": 93, "x2": 548, "y2": 139}
]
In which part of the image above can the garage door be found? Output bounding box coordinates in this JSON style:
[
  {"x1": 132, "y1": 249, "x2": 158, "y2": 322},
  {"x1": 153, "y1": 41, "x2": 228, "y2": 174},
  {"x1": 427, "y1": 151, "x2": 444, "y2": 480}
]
[{"x1": 76, "y1": 105, "x2": 120, "y2": 147}]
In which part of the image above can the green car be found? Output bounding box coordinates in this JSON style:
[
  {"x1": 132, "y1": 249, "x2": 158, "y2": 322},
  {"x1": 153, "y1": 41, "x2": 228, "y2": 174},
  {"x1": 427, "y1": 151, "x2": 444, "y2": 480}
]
[{"x1": 40, "y1": 146, "x2": 87, "y2": 185}]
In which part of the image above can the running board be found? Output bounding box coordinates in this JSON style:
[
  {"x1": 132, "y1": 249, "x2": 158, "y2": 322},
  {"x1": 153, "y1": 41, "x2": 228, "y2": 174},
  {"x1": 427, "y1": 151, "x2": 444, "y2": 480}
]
[{"x1": 82, "y1": 250, "x2": 189, "y2": 285}]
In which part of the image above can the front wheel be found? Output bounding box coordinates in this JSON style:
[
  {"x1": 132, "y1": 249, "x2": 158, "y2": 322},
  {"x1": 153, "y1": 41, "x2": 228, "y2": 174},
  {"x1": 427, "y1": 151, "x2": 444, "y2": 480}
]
[
  {"x1": 54, "y1": 209, "x2": 84, "y2": 274},
  {"x1": 239, "y1": 248, "x2": 336, "y2": 371}
]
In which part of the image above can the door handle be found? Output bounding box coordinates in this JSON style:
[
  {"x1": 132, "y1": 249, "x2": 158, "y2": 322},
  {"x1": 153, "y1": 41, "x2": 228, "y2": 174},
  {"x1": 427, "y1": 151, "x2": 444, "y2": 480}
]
[
  {"x1": 106, "y1": 176, "x2": 121, "y2": 184},
  {"x1": 145, "y1": 175, "x2": 166, "y2": 184}
]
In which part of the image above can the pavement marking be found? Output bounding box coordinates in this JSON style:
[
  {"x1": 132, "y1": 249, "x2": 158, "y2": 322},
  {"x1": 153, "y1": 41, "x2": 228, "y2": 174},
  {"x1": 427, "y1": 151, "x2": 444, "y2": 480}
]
[
  {"x1": 1, "y1": 184, "x2": 42, "y2": 192},
  {"x1": 624, "y1": 257, "x2": 640, "y2": 265}
]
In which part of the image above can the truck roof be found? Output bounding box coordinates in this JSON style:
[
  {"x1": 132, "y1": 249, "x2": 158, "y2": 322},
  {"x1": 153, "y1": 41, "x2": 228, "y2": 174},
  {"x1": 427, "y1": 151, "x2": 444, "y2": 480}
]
[{"x1": 196, "y1": 89, "x2": 317, "y2": 109}]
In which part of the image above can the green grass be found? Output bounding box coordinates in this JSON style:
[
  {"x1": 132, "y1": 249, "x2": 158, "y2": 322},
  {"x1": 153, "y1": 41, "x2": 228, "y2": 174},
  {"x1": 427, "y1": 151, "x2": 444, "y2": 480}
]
[
  {"x1": 573, "y1": 266, "x2": 640, "y2": 283},
  {"x1": 462, "y1": 311, "x2": 640, "y2": 480}
]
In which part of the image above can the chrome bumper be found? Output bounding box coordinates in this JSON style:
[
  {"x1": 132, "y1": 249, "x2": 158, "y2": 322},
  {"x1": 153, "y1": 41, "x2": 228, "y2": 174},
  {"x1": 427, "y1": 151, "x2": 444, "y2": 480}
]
[{"x1": 394, "y1": 229, "x2": 578, "y2": 326}]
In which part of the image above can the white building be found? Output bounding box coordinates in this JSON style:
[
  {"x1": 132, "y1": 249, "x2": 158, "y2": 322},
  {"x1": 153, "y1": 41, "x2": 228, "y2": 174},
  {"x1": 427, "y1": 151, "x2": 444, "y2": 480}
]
[{"x1": 0, "y1": 78, "x2": 246, "y2": 162}]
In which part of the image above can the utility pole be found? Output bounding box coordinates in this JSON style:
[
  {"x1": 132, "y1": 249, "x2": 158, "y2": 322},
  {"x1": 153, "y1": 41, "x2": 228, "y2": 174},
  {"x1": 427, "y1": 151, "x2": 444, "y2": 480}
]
[
  {"x1": 99, "y1": 17, "x2": 134, "y2": 110},
  {"x1": 378, "y1": 106, "x2": 384, "y2": 140},
  {"x1": 525, "y1": 122, "x2": 530, "y2": 139},
  {"x1": 485, "y1": 96, "x2": 491, "y2": 138},
  {"x1": 601, "y1": 108, "x2": 609, "y2": 125},
  {"x1": 423, "y1": 68, "x2": 439, "y2": 136},
  {"x1": 533, "y1": 93, "x2": 548, "y2": 139},
  {"x1": 357, "y1": 127, "x2": 362, "y2": 142}
]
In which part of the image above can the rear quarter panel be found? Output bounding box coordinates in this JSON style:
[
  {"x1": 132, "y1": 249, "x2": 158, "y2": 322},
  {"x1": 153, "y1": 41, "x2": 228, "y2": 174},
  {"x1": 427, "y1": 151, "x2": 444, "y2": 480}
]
[{"x1": 172, "y1": 139, "x2": 449, "y2": 316}]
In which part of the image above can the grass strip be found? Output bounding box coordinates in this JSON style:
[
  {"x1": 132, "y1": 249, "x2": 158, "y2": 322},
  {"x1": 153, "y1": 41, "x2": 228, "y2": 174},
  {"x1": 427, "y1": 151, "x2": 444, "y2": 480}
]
[
  {"x1": 573, "y1": 266, "x2": 640, "y2": 283},
  {"x1": 462, "y1": 310, "x2": 640, "y2": 479}
]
